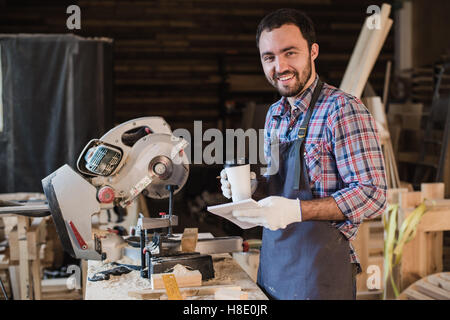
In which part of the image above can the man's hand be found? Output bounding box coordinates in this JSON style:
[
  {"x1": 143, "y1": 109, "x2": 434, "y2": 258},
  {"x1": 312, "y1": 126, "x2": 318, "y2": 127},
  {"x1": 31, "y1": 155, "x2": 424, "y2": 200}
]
[
  {"x1": 220, "y1": 169, "x2": 258, "y2": 199},
  {"x1": 232, "y1": 196, "x2": 302, "y2": 230}
]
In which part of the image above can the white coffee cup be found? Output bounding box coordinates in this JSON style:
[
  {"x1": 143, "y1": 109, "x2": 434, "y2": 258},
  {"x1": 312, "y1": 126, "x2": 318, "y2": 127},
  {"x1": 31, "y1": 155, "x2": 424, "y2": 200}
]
[{"x1": 224, "y1": 159, "x2": 251, "y2": 202}]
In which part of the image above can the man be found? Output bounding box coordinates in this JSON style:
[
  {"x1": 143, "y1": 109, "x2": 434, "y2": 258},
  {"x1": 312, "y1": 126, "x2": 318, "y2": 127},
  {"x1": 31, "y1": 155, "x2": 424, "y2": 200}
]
[{"x1": 220, "y1": 8, "x2": 387, "y2": 300}]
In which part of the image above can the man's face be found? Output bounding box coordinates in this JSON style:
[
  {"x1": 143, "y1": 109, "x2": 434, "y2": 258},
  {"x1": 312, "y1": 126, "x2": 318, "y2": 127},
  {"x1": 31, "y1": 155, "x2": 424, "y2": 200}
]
[{"x1": 259, "y1": 24, "x2": 316, "y2": 97}]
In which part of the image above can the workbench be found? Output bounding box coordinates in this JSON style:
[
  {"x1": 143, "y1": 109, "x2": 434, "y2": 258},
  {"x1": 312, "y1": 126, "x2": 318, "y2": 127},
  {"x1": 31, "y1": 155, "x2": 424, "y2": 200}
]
[{"x1": 85, "y1": 252, "x2": 268, "y2": 300}]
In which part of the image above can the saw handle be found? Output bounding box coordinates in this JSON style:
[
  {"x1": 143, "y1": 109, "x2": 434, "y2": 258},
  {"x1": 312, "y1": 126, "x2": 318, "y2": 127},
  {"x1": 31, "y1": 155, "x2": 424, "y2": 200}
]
[{"x1": 121, "y1": 126, "x2": 152, "y2": 147}]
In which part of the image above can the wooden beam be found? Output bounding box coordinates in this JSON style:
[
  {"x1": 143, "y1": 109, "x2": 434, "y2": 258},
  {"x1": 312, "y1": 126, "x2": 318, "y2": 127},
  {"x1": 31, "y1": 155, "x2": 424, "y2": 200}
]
[
  {"x1": 17, "y1": 216, "x2": 31, "y2": 300},
  {"x1": 421, "y1": 183, "x2": 445, "y2": 201},
  {"x1": 151, "y1": 268, "x2": 202, "y2": 290},
  {"x1": 351, "y1": 221, "x2": 370, "y2": 292},
  {"x1": 418, "y1": 207, "x2": 450, "y2": 232},
  {"x1": 340, "y1": 3, "x2": 392, "y2": 98}
]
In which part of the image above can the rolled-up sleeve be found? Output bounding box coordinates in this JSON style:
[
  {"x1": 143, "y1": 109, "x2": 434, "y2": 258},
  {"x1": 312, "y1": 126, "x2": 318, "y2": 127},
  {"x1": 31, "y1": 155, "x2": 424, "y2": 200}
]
[{"x1": 329, "y1": 96, "x2": 387, "y2": 225}]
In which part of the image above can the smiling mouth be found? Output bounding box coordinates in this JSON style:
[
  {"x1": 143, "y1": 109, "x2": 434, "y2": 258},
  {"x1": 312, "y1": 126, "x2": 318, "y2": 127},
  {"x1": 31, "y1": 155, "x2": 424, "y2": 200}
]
[{"x1": 276, "y1": 73, "x2": 295, "y2": 83}]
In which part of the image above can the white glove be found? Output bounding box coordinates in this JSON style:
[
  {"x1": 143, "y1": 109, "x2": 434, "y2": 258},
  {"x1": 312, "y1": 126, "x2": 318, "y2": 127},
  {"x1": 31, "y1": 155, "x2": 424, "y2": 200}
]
[
  {"x1": 220, "y1": 169, "x2": 258, "y2": 200},
  {"x1": 232, "y1": 196, "x2": 302, "y2": 230}
]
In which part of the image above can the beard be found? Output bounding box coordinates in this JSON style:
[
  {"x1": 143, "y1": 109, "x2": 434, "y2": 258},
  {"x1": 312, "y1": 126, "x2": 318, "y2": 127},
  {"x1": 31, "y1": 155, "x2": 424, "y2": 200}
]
[{"x1": 268, "y1": 57, "x2": 312, "y2": 98}]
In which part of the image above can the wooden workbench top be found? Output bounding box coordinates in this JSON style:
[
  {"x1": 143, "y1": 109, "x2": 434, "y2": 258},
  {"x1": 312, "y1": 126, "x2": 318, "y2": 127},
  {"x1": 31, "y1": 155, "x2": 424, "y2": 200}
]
[{"x1": 85, "y1": 252, "x2": 268, "y2": 300}]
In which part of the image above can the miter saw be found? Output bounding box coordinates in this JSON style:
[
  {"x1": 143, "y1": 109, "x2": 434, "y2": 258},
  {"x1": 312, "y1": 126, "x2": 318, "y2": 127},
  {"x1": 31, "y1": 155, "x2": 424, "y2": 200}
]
[{"x1": 41, "y1": 117, "x2": 221, "y2": 280}]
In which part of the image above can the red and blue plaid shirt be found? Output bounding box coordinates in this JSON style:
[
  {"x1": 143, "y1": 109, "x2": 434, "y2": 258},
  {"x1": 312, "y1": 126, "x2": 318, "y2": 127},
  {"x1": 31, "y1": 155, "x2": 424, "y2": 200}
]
[{"x1": 264, "y1": 75, "x2": 387, "y2": 267}]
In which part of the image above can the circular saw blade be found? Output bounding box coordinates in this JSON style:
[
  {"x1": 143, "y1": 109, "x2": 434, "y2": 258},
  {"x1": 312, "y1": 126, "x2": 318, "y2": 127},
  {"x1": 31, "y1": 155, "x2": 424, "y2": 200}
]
[{"x1": 143, "y1": 134, "x2": 189, "y2": 199}]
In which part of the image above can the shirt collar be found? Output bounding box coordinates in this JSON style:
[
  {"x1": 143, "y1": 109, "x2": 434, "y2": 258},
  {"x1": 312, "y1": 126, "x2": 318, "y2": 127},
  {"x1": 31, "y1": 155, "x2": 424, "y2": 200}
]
[{"x1": 272, "y1": 74, "x2": 319, "y2": 118}]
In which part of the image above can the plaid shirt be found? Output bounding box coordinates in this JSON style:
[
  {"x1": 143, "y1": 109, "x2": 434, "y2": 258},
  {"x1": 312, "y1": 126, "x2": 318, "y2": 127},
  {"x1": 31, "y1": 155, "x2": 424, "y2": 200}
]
[{"x1": 264, "y1": 75, "x2": 387, "y2": 267}]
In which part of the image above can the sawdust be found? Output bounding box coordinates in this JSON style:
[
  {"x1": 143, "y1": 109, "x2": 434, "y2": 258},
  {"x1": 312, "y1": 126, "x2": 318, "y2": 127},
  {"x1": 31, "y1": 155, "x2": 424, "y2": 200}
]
[
  {"x1": 86, "y1": 256, "x2": 151, "y2": 300},
  {"x1": 172, "y1": 264, "x2": 192, "y2": 275},
  {"x1": 85, "y1": 253, "x2": 268, "y2": 300}
]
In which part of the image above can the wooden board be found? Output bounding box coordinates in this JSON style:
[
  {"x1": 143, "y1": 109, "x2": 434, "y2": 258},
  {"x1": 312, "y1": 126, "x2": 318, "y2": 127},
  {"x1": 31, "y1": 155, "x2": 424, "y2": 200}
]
[
  {"x1": 181, "y1": 228, "x2": 198, "y2": 253},
  {"x1": 129, "y1": 284, "x2": 242, "y2": 300},
  {"x1": 17, "y1": 216, "x2": 30, "y2": 300},
  {"x1": 340, "y1": 3, "x2": 392, "y2": 98},
  {"x1": 151, "y1": 266, "x2": 202, "y2": 290},
  {"x1": 8, "y1": 217, "x2": 47, "y2": 261},
  {"x1": 214, "y1": 287, "x2": 248, "y2": 300}
]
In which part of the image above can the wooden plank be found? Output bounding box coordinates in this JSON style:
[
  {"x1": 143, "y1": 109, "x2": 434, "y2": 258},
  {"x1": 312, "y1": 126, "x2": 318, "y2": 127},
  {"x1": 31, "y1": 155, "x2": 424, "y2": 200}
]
[
  {"x1": 17, "y1": 216, "x2": 31, "y2": 300},
  {"x1": 424, "y1": 199, "x2": 450, "y2": 207},
  {"x1": 41, "y1": 290, "x2": 82, "y2": 300},
  {"x1": 340, "y1": 4, "x2": 392, "y2": 98},
  {"x1": 387, "y1": 188, "x2": 408, "y2": 205},
  {"x1": 128, "y1": 284, "x2": 242, "y2": 300},
  {"x1": 41, "y1": 278, "x2": 70, "y2": 293},
  {"x1": 31, "y1": 258, "x2": 41, "y2": 300},
  {"x1": 399, "y1": 191, "x2": 422, "y2": 209},
  {"x1": 82, "y1": 260, "x2": 88, "y2": 300},
  {"x1": 427, "y1": 274, "x2": 450, "y2": 291},
  {"x1": 214, "y1": 287, "x2": 248, "y2": 300},
  {"x1": 340, "y1": 15, "x2": 373, "y2": 93},
  {"x1": 151, "y1": 268, "x2": 202, "y2": 290},
  {"x1": 421, "y1": 183, "x2": 445, "y2": 200},
  {"x1": 401, "y1": 219, "x2": 425, "y2": 289},
  {"x1": 352, "y1": 221, "x2": 369, "y2": 292},
  {"x1": 232, "y1": 251, "x2": 259, "y2": 283},
  {"x1": 382, "y1": 60, "x2": 392, "y2": 105},
  {"x1": 356, "y1": 290, "x2": 382, "y2": 300},
  {"x1": 0, "y1": 193, "x2": 46, "y2": 201},
  {"x1": 387, "y1": 141, "x2": 401, "y2": 188},
  {"x1": 415, "y1": 280, "x2": 450, "y2": 300},
  {"x1": 351, "y1": 17, "x2": 393, "y2": 98},
  {"x1": 427, "y1": 232, "x2": 443, "y2": 276},
  {"x1": 418, "y1": 207, "x2": 450, "y2": 232},
  {"x1": 181, "y1": 228, "x2": 198, "y2": 253},
  {"x1": 27, "y1": 218, "x2": 47, "y2": 260},
  {"x1": 403, "y1": 286, "x2": 434, "y2": 300},
  {"x1": 9, "y1": 218, "x2": 47, "y2": 261},
  {"x1": 363, "y1": 96, "x2": 388, "y2": 129},
  {"x1": 137, "y1": 195, "x2": 150, "y2": 217}
]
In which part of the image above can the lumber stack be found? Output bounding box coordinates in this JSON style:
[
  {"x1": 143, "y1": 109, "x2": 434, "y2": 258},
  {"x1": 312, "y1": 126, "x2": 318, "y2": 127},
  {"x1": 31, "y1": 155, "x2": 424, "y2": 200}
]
[{"x1": 340, "y1": 3, "x2": 393, "y2": 99}]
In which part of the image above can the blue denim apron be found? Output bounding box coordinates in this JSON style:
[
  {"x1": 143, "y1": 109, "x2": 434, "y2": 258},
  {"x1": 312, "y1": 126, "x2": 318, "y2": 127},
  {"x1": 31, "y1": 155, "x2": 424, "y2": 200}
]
[{"x1": 257, "y1": 79, "x2": 354, "y2": 300}]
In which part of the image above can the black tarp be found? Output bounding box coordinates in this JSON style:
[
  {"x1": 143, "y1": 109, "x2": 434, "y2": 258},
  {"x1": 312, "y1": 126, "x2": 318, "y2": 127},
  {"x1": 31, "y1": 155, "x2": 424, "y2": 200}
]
[{"x1": 0, "y1": 34, "x2": 114, "y2": 193}]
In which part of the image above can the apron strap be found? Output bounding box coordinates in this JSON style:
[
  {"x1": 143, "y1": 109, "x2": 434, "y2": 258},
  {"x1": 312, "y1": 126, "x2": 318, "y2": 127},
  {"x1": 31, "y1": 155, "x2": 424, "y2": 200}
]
[{"x1": 293, "y1": 79, "x2": 324, "y2": 189}]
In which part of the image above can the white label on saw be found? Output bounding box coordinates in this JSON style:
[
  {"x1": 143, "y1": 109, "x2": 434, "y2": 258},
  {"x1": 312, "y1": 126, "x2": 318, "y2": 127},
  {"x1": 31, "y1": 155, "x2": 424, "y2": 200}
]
[{"x1": 130, "y1": 175, "x2": 153, "y2": 197}]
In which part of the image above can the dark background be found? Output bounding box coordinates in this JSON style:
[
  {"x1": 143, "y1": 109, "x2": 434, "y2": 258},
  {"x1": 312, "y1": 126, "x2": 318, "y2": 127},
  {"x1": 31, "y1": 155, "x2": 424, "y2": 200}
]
[{"x1": 0, "y1": 0, "x2": 394, "y2": 130}]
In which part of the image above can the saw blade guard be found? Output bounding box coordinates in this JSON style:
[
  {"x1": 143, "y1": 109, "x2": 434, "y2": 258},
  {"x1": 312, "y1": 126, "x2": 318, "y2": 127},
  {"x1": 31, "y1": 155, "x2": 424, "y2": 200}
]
[{"x1": 110, "y1": 133, "x2": 190, "y2": 204}]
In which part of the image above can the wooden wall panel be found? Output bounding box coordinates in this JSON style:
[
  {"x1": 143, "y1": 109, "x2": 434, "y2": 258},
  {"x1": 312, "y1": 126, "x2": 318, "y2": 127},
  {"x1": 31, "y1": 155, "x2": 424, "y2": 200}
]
[{"x1": 0, "y1": 0, "x2": 393, "y2": 132}]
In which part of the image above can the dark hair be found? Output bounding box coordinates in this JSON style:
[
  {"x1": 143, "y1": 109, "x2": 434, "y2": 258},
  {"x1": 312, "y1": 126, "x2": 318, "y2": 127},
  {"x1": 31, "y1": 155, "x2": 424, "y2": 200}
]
[{"x1": 256, "y1": 8, "x2": 316, "y2": 50}]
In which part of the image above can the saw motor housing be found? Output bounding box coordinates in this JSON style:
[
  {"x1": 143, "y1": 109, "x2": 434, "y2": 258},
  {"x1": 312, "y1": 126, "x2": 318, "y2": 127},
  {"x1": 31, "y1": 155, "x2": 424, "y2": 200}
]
[{"x1": 42, "y1": 117, "x2": 190, "y2": 261}]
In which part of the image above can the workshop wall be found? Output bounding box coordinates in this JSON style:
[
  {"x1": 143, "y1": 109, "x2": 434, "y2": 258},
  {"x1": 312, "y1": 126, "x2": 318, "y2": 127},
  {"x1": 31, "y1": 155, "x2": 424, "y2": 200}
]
[{"x1": 0, "y1": 0, "x2": 394, "y2": 133}]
